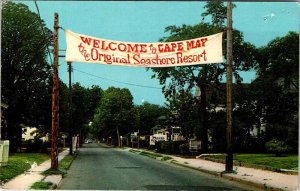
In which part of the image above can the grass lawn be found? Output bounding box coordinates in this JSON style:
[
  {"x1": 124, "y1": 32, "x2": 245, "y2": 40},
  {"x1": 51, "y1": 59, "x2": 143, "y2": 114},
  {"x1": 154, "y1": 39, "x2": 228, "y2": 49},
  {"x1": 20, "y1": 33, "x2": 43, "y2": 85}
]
[
  {"x1": 0, "y1": 153, "x2": 49, "y2": 182},
  {"x1": 129, "y1": 149, "x2": 141, "y2": 154},
  {"x1": 31, "y1": 154, "x2": 75, "y2": 190},
  {"x1": 30, "y1": 181, "x2": 53, "y2": 190},
  {"x1": 42, "y1": 154, "x2": 75, "y2": 176},
  {"x1": 58, "y1": 154, "x2": 74, "y2": 171},
  {"x1": 208, "y1": 154, "x2": 298, "y2": 170},
  {"x1": 161, "y1": 156, "x2": 173, "y2": 161},
  {"x1": 140, "y1": 151, "x2": 163, "y2": 159}
]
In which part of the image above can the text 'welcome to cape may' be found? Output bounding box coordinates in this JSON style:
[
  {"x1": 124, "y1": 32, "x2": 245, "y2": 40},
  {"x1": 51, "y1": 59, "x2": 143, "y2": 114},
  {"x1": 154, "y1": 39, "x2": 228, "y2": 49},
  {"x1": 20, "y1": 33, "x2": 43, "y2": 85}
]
[{"x1": 65, "y1": 30, "x2": 223, "y2": 67}]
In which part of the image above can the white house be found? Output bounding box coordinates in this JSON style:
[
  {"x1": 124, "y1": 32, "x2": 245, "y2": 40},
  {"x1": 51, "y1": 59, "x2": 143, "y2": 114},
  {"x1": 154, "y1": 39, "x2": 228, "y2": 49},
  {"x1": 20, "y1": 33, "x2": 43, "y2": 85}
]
[{"x1": 22, "y1": 126, "x2": 49, "y2": 142}]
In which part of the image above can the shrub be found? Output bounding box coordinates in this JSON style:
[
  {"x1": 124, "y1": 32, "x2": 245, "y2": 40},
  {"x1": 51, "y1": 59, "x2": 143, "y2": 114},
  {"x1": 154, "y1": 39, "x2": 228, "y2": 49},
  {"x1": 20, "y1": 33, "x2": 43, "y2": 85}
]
[
  {"x1": 22, "y1": 139, "x2": 50, "y2": 153},
  {"x1": 139, "y1": 140, "x2": 149, "y2": 148},
  {"x1": 155, "y1": 141, "x2": 163, "y2": 152},
  {"x1": 160, "y1": 141, "x2": 187, "y2": 154},
  {"x1": 179, "y1": 143, "x2": 189, "y2": 155},
  {"x1": 265, "y1": 139, "x2": 290, "y2": 156},
  {"x1": 161, "y1": 141, "x2": 173, "y2": 154},
  {"x1": 172, "y1": 141, "x2": 186, "y2": 154}
]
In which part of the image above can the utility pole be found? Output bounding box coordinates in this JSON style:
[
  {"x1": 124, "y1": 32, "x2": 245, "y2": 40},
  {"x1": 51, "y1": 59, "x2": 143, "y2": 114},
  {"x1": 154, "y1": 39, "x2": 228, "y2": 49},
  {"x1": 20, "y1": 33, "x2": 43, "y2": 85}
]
[
  {"x1": 51, "y1": 12, "x2": 59, "y2": 170},
  {"x1": 68, "y1": 62, "x2": 73, "y2": 155},
  {"x1": 137, "y1": 129, "x2": 140, "y2": 149},
  {"x1": 226, "y1": 1, "x2": 233, "y2": 172}
]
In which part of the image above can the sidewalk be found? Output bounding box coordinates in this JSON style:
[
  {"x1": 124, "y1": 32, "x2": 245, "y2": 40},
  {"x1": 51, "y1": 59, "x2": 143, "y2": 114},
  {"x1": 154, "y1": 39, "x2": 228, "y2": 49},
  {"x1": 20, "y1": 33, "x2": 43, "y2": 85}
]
[
  {"x1": 126, "y1": 148, "x2": 298, "y2": 191},
  {"x1": 0, "y1": 149, "x2": 69, "y2": 190}
]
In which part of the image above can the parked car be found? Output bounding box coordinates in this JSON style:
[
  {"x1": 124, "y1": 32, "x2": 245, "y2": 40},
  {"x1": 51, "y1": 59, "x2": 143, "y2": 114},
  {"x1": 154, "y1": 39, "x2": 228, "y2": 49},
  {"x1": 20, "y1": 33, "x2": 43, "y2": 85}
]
[{"x1": 85, "y1": 139, "x2": 93, "y2": 144}]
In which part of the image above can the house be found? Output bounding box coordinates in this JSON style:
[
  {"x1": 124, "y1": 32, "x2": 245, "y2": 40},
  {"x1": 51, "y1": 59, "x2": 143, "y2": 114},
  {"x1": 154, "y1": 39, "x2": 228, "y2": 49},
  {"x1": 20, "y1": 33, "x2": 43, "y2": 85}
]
[
  {"x1": 150, "y1": 126, "x2": 185, "y2": 145},
  {"x1": 22, "y1": 126, "x2": 49, "y2": 142},
  {"x1": 22, "y1": 127, "x2": 37, "y2": 141}
]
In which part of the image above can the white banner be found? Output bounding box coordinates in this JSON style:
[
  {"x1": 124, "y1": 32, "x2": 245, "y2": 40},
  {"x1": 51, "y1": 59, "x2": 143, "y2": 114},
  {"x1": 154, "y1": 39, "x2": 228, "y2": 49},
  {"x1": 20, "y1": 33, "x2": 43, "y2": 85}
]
[{"x1": 65, "y1": 30, "x2": 223, "y2": 67}]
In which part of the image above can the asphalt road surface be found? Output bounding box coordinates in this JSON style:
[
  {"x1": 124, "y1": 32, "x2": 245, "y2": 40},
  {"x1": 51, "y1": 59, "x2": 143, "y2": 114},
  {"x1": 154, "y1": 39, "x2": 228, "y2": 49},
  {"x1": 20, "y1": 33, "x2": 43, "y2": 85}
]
[{"x1": 59, "y1": 143, "x2": 261, "y2": 190}]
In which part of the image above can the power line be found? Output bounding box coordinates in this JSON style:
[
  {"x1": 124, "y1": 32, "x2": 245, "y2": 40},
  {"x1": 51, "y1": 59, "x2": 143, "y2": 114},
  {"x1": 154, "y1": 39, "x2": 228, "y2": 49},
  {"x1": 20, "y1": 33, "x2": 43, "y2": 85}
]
[
  {"x1": 31, "y1": 3, "x2": 160, "y2": 91},
  {"x1": 34, "y1": 0, "x2": 53, "y2": 65},
  {"x1": 73, "y1": 68, "x2": 162, "y2": 90}
]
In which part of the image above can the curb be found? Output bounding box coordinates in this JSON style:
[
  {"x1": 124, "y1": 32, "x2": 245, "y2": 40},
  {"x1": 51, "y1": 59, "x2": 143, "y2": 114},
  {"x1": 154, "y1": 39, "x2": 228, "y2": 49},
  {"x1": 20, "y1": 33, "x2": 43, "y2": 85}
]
[
  {"x1": 52, "y1": 175, "x2": 62, "y2": 190},
  {"x1": 201, "y1": 157, "x2": 298, "y2": 175},
  {"x1": 170, "y1": 160, "x2": 221, "y2": 177},
  {"x1": 48, "y1": 175, "x2": 61, "y2": 190},
  {"x1": 30, "y1": 150, "x2": 75, "y2": 190},
  {"x1": 129, "y1": 149, "x2": 291, "y2": 191},
  {"x1": 54, "y1": 152, "x2": 77, "y2": 189},
  {"x1": 66, "y1": 152, "x2": 78, "y2": 170},
  {"x1": 170, "y1": 161, "x2": 286, "y2": 191}
]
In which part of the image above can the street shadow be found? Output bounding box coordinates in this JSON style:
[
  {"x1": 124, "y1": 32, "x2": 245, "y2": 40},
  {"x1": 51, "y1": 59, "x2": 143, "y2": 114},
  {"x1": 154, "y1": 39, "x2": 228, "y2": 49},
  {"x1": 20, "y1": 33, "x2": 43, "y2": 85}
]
[{"x1": 144, "y1": 185, "x2": 235, "y2": 191}]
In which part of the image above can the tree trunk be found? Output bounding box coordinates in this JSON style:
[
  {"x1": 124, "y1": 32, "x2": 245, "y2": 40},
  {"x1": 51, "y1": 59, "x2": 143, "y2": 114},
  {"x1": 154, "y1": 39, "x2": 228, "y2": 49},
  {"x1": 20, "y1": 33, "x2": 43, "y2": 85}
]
[
  {"x1": 200, "y1": 83, "x2": 208, "y2": 153},
  {"x1": 116, "y1": 126, "x2": 120, "y2": 147},
  {"x1": 6, "y1": 109, "x2": 22, "y2": 152}
]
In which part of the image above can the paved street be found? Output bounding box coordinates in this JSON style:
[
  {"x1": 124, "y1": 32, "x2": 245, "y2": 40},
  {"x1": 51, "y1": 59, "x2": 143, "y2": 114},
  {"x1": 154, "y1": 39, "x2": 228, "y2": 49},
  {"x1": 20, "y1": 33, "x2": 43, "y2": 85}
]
[{"x1": 59, "y1": 143, "x2": 261, "y2": 190}]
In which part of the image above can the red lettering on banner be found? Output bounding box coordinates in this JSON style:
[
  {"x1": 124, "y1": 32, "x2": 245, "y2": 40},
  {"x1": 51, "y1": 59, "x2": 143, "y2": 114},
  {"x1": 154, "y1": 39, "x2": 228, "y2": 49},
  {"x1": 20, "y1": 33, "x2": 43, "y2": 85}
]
[
  {"x1": 157, "y1": 42, "x2": 185, "y2": 53},
  {"x1": 67, "y1": 31, "x2": 223, "y2": 66},
  {"x1": 171, "y1": 43, "x2": 177, "y2": 52},
  {"x1": 133, "y1": 54, "x2": 176, "y2": 65},
  {"x1": 101, "y1": 41, "x2": 108, "y2": 50},
  {"x1": 158, "y1": 44, "x2": 164, "y2": 53},
  {"x1": 201, "y1": 38, "x2": 208, "y2": 47},
  {"x1": 187, "y1": 38, "x2": 208, "y2": 50},
  {"x1": 80, "y1": 36, "x2": 92, "y2": 45},
  {"x1": 91, "y1": 48, "x2": 98, "y2": 61},
  {"x1": 140, "y1": 44, "x2": 147, "y2": 53},
  {"x1": 176, "y1": 50, "x2": 207, "y2": 63},
  {"x1": 177, "y1": 42, "x2": 184, "y2": 51},
  {"x1": 186, "y1": 40, "x2": 196, "y2": 50},
  {"x1": 118, "y1": 43, "x2": 127, "y2": 52},
  {"x1": 127, "y1": 44, "x2": 138, "y2": 53},
  {"x1": 108, "y1": 42, "x2": 117, "y2": 51},
  {"x1": 126, "y1": 44, "x2": 148, "y2": 53},
  {"x1": 93, "y1": 40, "x2": 100, "y2": 48},
  {"x1": 78, "y1": 43, "x2": 90, "y2": 61},
  {"x1": 163, "y1": 44, "x2": 171, "y2": 52}
]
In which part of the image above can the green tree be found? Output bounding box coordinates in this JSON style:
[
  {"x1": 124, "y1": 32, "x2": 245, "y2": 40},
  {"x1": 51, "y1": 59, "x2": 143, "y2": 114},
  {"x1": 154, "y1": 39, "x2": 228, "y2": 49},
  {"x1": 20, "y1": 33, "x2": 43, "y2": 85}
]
[
  {"x1": 80, "y1": 85, "x2": 103, "y2": 141},
  {"x1": 1, "y1": 2, "x2": 52, "y2": 151},
  {"x1": 166, "y1": 91, "x2": 199, "y2": 139},
  {"x1": 71, "y1": 83, "x2": 102, "y2": 143},
  {"x1": 151, "y1": 2, "x2": 256, "y2": 153},
  {"x1": 92, "y1": 87, "x2": 138, "y2": 146},
  {"x1": 253, "y1": 32, "x2": 299, "y2": 152},
  {"x1": 71, "y1": 83, "x2": 87, "y2": 140},
  {"x1": 135, "y1": 102, "x2": 168, "y2": 135},
  {"x1": 85, "y1": 85, "x2": 103, "y2": 122},
  {"x1": 228, "y1": 83, "x2": 264, "y2": 152},
  {"x1": 59, "y1": 81, "x2": 70, "y2": 135},
  {"x1": 201, "y1": 1, "x2": 228, "y2": 26},
  {"x1": 209, "y1": 110, "x2": 226, "y2": 152}
]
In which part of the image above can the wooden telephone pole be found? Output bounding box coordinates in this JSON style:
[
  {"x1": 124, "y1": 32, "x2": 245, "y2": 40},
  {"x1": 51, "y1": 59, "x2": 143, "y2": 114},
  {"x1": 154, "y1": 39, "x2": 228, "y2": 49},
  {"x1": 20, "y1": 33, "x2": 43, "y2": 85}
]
[
  {"x1": 51, "y1": 12, "x2": 59, "y2": 169},
  {"x1": 68, "y1": 62, "x2": 73, "y2": 155},
  {"x1": 226, "y1": 1, "x2": 233, "y2": 172}
]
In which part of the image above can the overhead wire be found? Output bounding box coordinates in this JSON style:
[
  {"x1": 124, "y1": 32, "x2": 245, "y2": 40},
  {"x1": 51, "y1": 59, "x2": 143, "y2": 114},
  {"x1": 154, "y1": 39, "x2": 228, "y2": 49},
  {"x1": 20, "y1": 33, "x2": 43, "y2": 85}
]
[
  {"x1": 32, "y1": 3, "x2": 161, "y2": 91},
  {"x1": 73, "y1": 68, "x2": 162, "y2": 90},
  {"x1": 34, "y1": 0, "x2": 53, "y2": 65}
]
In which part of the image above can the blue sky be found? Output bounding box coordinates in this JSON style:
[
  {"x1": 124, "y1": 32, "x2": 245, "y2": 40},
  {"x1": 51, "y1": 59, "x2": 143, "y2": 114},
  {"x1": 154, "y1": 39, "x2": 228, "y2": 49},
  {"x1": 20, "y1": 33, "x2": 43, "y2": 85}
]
[{"x1": 20, "y1": 1, "x2": 298, "y2": 106}]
